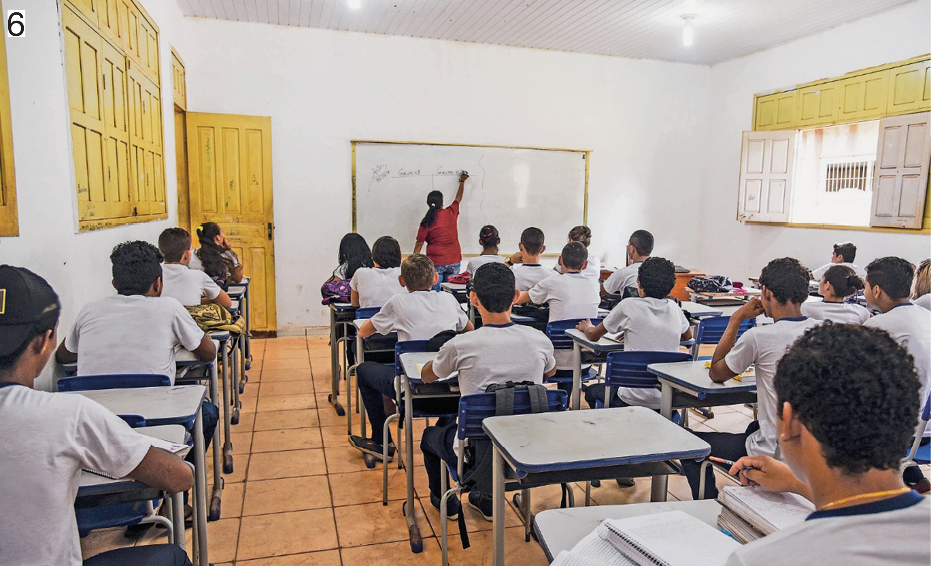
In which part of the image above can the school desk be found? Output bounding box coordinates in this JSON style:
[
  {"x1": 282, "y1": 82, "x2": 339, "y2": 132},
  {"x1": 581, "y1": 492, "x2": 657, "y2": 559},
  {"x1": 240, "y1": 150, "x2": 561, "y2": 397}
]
[
  {"x1": 680, "y1": 300, "x2": 723, "y2": 318},
  {"x1": 564, "y1": 328, "x2": 626, "y2": 410},
  {"x1": 483, "y1": 406, "x2": 711, "y2": 566},
  {"x1": 227, "y1": 276, "x2": 251, "y2": 368},
  {"x1": 328, "y1": 302, "x2": 357, "y2": 417},
  {"x1": 204, "y1": 331, "x2": 234, "y2": 474},
  {"x1": 77, "y1": 425, "x2": 189, "y2": 549},
  {"x1": 647, "y1": 360, "x2": 758, "y2": 420},
  {"x1": 63, "y1": 385, "x2": 211, "y2": 566},
  {"x1": 349, "y1": 319, "x2": 400, "y2": 438},
  {"x1": 226, "y1": 299, "x2": 247, "y2": 417}
]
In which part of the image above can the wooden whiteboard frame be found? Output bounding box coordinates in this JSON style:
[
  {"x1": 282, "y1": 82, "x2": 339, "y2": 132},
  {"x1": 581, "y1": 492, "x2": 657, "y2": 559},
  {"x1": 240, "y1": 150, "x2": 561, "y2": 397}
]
[{"x1": 351, "y1": 140, "x2": 591, "y2": 254}]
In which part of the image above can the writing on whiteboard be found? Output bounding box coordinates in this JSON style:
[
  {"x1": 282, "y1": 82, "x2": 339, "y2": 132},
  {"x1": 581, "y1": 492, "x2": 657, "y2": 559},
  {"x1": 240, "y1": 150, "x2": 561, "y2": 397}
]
[{"x1": 371, "y1": 165, "x2": 465, "y2": 183}]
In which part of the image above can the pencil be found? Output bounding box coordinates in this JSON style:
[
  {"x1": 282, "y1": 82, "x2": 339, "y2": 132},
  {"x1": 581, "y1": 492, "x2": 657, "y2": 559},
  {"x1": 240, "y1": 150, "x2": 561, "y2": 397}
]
[{"x1": 709, "y1": 456, "x2": 736, "y2": 466}]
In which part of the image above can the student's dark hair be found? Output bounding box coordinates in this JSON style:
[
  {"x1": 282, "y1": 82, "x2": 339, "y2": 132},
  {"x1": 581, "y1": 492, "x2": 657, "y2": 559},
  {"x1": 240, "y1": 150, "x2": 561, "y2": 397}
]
[
  {"x1": 638, "y1": 257, "x2": 676, "y2": 299},
  {"x1": 401, "y1": 254, "x2": 435, "y2": 291},
  {"x1": 865, "y1": 256, "x2": 914, "y2": 300},
  {"x1": 567, "y1": 225, "x2": 592, "y2": 248},
  {"x1": 420, "y1": 191, "x2": 444, "y2": 228},
  {"x1": 111, "y1": 241, "x2": 163, "y2": 296},
  {"x1": 520, "y1": 227, "x2": 545, "y2": 255},
  {"x1": 158, "y1": 228, "x2": 192, "y2": 263},
  {"x1": 338, "y1": 233, "x2": 374, "y2": 280},
  {"x1": 776, "y1": 324, "x2": 920, "y2": 475},
  {"x1": 0, "y1": 268, "x2": 61, "y2": 371},
  {"x1": 479, "y1": 225, "x2": 500, "y2": 249},
  {"x1": 560, "y1": 242, "x2": 588, "y2": 271},
  {"x1": 629, "y1": 230, "x2": 654, "y2": 257},
  {"x1": 833, "y1": 242, "x2": 857, "y2": 263},
  {"x1": 371, "y1": 236, "x2": 402, "y2": 269},
  {"x1": 473, "y1": 263, "x2": 516, "y2": 313},
  {"x1": 194, "y1": 222, "x2": 235, "y2": 280},
  {"x1": 759, "y1": 257, "x2": 809, "y2": 305},
  {"x1": 823, "y1": 264, "x2": 864, "y2": 298}
]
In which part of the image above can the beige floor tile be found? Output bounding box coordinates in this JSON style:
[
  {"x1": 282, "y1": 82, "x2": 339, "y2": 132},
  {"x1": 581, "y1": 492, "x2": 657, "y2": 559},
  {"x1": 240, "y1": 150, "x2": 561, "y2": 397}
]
[
  {"x1": 220, "y1": 480, "x2": 246, "y2": 517},
  {"x1": 329, "y1": 468, "x2": 408, "y2": 507},
  {"x1": 263, "y1": 349, "x2": 311, "y2": 360},
  {"x1": 252, "y1": 428, "x2": 324, "y2": 453},
  {"x1": 224, "y1": 454, "x2": 250, "y2": 484},
  {"x1": 334, "y1": 500, "x2": 433, "y2": 547},
  {"x1": 324, "y1": 446, "x2": 381, "y2": 475},
  {"x1": 701, "y1": 410, "x2": 753, "y2": 434},
  {"x1": 320, "y1": 425, "x2": 352, "y2": 449},
  {"x1": 249, "y1": 448, "x2": 328, "y2": 480},
  {"x1": 239, "y1": 395, "x2": 259, "y2": 414},
  {"x1": 420, "y1": 494, "x2": 524, "y2": 535},
  {"x1": 263, "y1": 359, "x2": 312, "y2": 372},
  {"x1": 232, "y1": 411, "x2": 257, "y2": 431},
  {"x1": 340, "y1": 538, "x2": 443, "y2": 566},
  {"x1": 80, "y1": 527, "x2": 129, "y2": 560},
  {"x1": 444, "y1": 526, "x2": 549, "y2": 566},
  {"x1": 261, "y1": 370, "x2": 313, "y2": 383},
  {"x1": 318, "y1": 406, "x2": 352, "y2": 428},
  {"x1": 237, "y1": 509, "x2": 338, "y2": 560},
  {"x1": 585, "y1": 477, "x2": 654, "y2": 506},
  {"x1": 237, "y1": 549, "x2": 342, "y2": 566},
  {"x1": 257, "y1": 395, "x2": 317, "y2": 413},
  {"x1": 186, "y1": 517, "x2": 239, "y2": 564},
  {"x1": 232, "y1": 431, "x2": 254, "y2": 455},
  {"x1": 260, "y1": 381, "x2": 315, "y2": 396},
  {"x1": 254, "y1": 409, "x2": 320, "y2": 431},
  {"x1": 243, "y1": 475, "x2": 332, "y2": 515}
]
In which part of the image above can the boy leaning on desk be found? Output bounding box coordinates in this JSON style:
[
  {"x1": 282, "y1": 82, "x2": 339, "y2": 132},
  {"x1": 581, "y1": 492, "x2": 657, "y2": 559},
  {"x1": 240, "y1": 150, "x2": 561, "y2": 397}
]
[{"x1": 0, "y1": 265, "x2": 194, "y2": 566}]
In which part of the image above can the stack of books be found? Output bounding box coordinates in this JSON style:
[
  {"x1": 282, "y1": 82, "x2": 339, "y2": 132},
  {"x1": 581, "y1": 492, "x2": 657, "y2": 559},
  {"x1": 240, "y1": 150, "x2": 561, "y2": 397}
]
[{"x1": 717, "y1": 485, "x2": 814, "y2": 543}]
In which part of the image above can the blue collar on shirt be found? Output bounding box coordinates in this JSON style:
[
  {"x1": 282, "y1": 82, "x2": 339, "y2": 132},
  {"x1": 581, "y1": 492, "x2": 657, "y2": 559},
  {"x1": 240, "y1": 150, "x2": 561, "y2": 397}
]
[
  {"x1": 522, "y1": 264, "x2": 542, "y2": 267},
  {"x1": 0, "y1": 382, "x2": 24, "y2": 389},
  {"x1": 484, "y1": 322, "x2": 515, "y2": 328},
  {"x1": 807, "y1": 490, "x2": 923, "y2": 521},
  {"x1": 777, "y1": 316, "x2": 809, "y2": 322},
  {"x1": 889, "y1": 302, "x2": 916, "y2": 311}
]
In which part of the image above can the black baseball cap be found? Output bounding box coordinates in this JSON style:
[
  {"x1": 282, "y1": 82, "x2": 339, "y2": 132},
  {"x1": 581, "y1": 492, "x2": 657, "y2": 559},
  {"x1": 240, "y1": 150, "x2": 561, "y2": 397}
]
[{"x1": 0, "y1": 265, "x2": 61, "y2": 357}]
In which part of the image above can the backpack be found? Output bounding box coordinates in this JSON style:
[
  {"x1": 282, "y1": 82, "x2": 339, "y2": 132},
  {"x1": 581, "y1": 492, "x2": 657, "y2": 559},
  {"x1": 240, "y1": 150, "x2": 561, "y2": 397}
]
[
  {"x1": 687, "y1": 275, "x2": 733, "y2": 294},
  {"x1": 447, "y1": 272, "x2": 470, "y2": 284},
  {"x1": 320, "y1": 279, "x2": 351, "y2": 305},
  {"x1": 185, "y1": 304, "x2": 245, "y2": 334}
]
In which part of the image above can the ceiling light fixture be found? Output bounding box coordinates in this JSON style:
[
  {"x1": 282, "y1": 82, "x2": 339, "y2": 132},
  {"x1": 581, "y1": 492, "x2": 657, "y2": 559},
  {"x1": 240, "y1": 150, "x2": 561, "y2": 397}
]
[
  {"x1": 348, "y1": 0, "x2": 361, "y2": 10},
  {"x1": 682, "y1": 15, "x2": 695, "y2": 47}
]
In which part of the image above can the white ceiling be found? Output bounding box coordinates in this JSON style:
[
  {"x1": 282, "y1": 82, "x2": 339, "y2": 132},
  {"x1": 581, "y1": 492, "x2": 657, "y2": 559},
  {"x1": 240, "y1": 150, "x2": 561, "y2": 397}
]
[{"x1": 175, "y1": 0, "x2": 915, "y2": 65}]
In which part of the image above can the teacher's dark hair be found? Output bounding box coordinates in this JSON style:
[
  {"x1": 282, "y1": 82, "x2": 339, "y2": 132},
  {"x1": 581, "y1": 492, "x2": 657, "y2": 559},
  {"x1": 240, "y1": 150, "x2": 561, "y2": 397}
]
[{"x1": 420, "y1": 190, "x2": 444, "y2": 228}]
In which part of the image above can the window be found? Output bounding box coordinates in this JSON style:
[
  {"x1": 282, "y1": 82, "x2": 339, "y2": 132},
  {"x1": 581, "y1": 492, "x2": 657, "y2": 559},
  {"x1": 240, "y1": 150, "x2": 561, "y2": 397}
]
[{"x1": 0, "y1": 0, "x2": 17, "y2": 237}]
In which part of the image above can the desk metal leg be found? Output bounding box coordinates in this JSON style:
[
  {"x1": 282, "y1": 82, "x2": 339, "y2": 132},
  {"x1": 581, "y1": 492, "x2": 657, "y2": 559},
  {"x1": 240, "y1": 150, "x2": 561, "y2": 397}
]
[
  {"x1": 651, "y1": 474, "x2": 669, "y2": 502},
  {"x1": 243, "y1": 283, "x2": 252, "y2": 369},
  {"x1": 328, "y1": 310, "x2": 346, "y2": 415},
  {"x1": 238, "y1": 327, "x2": 247, "y2": 393},
  {"x1": 402, "y1": 375, "x2": 423, "y2": 552},
  {"x1": 193, "y1": 408, "x2": 209, "y2": 566},
  {"x1": 208, "y1": 362, "x2": 223, "y2": 521},
  {"x1": 231, "y1": 336, "x2": 242, "y2": 425},
  {"x1": 660, "y1": 382, "x2": 674, "y2": 420},
  {"x1": 492, "y1": 447, "x2": 506, "y2": 566},
  {"x1": 571, "y1": 343, "x2": 582, "y2": 410},
  {"x1": 220, "y1": 342, "x2": 233, "y2": 473}
]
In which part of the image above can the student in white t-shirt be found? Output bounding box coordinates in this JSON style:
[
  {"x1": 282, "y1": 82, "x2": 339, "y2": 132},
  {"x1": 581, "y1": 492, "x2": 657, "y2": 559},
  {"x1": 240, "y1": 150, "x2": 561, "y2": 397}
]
[
  {"x1": 578, "y1": 257, "x2": 692, "y2": 409},
  {"x1": 682, "y1": 257, "x2": 820, "y2": 500},
  {"x1": 725, "y1": 324, "x2": 929, "y2": 566},
  {"x1": 420, "y1": 262, "x2": 556, "y2": 520},
  {"x1": 554, "y1": 225, "x2": 601, "y2": 280},
  {"x1": 0, "y1": 265, "x2": 194, "y2": 566},
  {"x1": 602, "y1": 229, "x2": 653, "y2": 296},
  {"x1": 188, "y1": 222, "x2": 244, "y2": 289},
  {"x1": 506, "y1": 227, "x2": 551, "y2": 291},
  {"x1": 517, "y1": 241, "x2": 600, "y2": 372},
  {"x1": 350, "y1": 236, "x2": 405, "y2": 308},
  {"x1": 862, "y1": 256, "x2": 931, "y2": 493},
  {"x1": 464, "y1": 225, "x2": 507, "y2": 275},
  {"x1": 158, "y1": 228, "x2": 231, "y2": 309},
  {"x1": 809, "y1": 241, "x2": 865, "y2": 281},
  {"x1": 912, "y1": 258, "x2": 931, "y2": 311},
  {"x1": 349, "y1": 254, "x2": 474, "y2": 460},
  {"x1": 801, "y1": 264, "x2": 870, "y2": 324}
]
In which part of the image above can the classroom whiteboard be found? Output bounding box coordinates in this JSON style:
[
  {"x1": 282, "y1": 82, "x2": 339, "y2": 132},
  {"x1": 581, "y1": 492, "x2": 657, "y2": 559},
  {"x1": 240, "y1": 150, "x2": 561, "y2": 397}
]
[{"x1": 353, "y1": 141, "x2": 588, "y2": 256}]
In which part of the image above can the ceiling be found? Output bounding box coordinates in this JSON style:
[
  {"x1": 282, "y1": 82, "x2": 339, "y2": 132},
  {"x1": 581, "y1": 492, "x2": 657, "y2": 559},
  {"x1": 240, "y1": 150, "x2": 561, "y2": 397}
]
[{"x1": 175, "y1": 0, "x2": 916, "y2": 65}]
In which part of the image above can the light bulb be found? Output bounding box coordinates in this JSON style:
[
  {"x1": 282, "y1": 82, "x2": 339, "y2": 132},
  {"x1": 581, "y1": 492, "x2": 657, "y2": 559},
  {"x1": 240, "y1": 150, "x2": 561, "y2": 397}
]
[
  {"x1": 348, "y1": 0, "x2": 361, "y2": 9},
  {"x1": 682, "y1": 15, "x2": 695, "y2": 47}
]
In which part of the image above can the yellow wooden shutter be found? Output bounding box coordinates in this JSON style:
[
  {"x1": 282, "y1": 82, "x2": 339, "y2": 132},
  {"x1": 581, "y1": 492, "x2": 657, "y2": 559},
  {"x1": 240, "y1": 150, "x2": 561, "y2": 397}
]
[
  {"x1": 839, "y1": 69, "x2": 889, "y2": 122},
  {"x1": 870, "y1": 112, "x2": 930, "y2": 229},
  {"x1": 888, "y1": 60, "x2": 931, "y2": 117},
  {"x1": 101, "y1": 42, "x2": 132, "y2": 218}
]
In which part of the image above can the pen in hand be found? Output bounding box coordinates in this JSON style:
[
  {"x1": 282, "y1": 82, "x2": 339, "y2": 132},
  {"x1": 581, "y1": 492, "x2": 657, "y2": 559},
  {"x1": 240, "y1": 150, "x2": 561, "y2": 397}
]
[{"x1": 709, "y1": 456, "x2": 753, "y2": 476}]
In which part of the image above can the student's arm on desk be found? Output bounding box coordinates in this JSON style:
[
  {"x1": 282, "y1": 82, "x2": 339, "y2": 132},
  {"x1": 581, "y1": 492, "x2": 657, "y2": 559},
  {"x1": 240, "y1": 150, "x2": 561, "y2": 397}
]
[
  {"x1": 514, "y1": 291, "x2": 531, "y2": 305},
  {"x1": 228, "y1": 263, "x2": 244, "y2": 285},
  {"x1": 709, "y1": 299, "x2": 763, "y2": 383},
  {"x1": 420, "y1": 361, "x2": 440, "y2": 384},
  {"x1": 350, "y1": 290, "x2": 361, "y2": 308},
  {"x1": 203, "y1": 290, "x2": 232, "y2": 309},
  {"x1": 729, "y1": 456, "x2": 813, "y2": 502},
  {"x1": 680, "y1": 327, "x2": 693, "y2": 341},
  {"x1": 192, "y1": 333, "x2": 217, "y2": 362},
  {"x1": 576, "y1": 319, "x2": 608, "y2": 342},
  {"x1": 129, "y1": 447, "x2": 195, "y2": 495},
  {"x1": 358, "y1": 319, "x2": 377, "y2": 339},
  {"x1": 56, "y1": 340, "x2": 78, "y2": 365}
]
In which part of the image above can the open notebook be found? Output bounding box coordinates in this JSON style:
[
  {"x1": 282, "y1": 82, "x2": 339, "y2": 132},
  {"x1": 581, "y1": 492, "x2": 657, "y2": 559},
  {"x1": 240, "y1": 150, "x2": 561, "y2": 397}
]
[
  {"x1": 601, "y1": 511, "x2": 740, "y2": 566},
  {"x1": 719, "y1": 486, "x2": 814, "y2": 536}
]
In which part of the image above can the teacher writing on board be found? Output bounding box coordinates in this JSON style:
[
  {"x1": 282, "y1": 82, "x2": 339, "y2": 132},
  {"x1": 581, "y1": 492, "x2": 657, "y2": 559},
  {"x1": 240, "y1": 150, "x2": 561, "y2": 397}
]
[{"x1": 413, "y1": 171, "x2": 469, "y2": 290}]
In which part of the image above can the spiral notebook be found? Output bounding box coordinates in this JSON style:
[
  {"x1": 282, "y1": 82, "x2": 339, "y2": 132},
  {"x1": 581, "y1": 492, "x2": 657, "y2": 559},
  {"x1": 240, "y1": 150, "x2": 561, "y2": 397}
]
[{"x1": 601, "y1": 511, "x2": 740, "y2": 566}]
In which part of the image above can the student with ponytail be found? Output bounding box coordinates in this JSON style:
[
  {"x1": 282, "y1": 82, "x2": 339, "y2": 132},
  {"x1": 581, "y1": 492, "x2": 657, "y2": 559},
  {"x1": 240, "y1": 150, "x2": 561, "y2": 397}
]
[
  {"x1": 802, "y1": 264, "x2": 871, "y2": 324},
  {"x1": 189, "y1": 222, "x2": 244, "y2": 290},
  {"x1": 465, "y1": 225, "x2": 506, "y2": 275},
  {"x1": 414, "y1": 171, "x2": 469, "y2": 290}
]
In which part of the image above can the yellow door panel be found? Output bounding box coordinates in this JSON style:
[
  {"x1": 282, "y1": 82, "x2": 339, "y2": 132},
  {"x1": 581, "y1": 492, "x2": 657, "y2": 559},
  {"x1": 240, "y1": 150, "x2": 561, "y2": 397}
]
[
  {"x1": 101, "y1": 42, "x2": 131, "y2": 218},
  {"x1": 798, "y1": 81, "x2": 839, "y2": 127},
  {"x1": 186, "y1": 112, "x2": 276, "y2": 332},
  {"x1": 839, "y1": 70, "x2": 888, "y2": 122},
  {"x1": 887, "y1": 60, "x2": 931, "y2": 116},
  {"x1": 67, "y1": 0, "x2": 99, "y2": 26},
  {"x1": 97, "y1": 0, "x2": 121, "y2": 47},
  {"x1": 754, "y1": 91, "x2": 797, "y2": 130}
]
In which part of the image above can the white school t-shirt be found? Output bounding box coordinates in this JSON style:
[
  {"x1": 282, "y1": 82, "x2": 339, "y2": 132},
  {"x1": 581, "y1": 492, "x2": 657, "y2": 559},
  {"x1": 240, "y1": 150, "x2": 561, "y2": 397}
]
[
  {"x1": 0, "y1": 385, "x2": 153, "y2": 566},
  {"x1": 555, "y1": 253, "x2": 601, "y2": 281},
  {"x1": 350, "y1": 267, "x2": 405, "y2": 309},
  {"x1": 370, "y1": 290, "x2": 469, "y2": 342},
  {"x1": 864, "y1": 303, "x2": 931, "y2": 436},
  {"x1": 528, "y1": 272, "x2": 600, "y2": 369},
  {"x1": 160, "y1": 263, "x2": 222, "y2": 307},
  {"x1": 511, "y1": 264, "x2": 552, "y2": 292},
  {"x1": 914, "y1": 294, "x2": 931, "y2": 311},
  {"x1": 724, "y1": 317, "x2": 821, "y2": 458},
  {"x1": 811, "y1": 261, "x2": 864, "y2": 281},
  {"x1": 602, "y1": 262, "x2": 643, "y2": 295},
  {"x1": 65, "y1": 295, "x2": 206, "y2": 384},
  {"x1": 188, "y1": 248, "x2": 240, "y2": 272},
  {"x1": 800, "y1": 300, "x2": 871, "y2": 324},
  {"x1": 602, "y1": 297, "x2": 690, "y2": 408},
  {"x1": 726, "y1": 494, "x2": 930, "y2": 566},
  {"x1": 432, "y1": 323, "x2": 556, "y2": 396},
  {"x1": 465, "y1": 254, "x2": 507, "y2": 275}
]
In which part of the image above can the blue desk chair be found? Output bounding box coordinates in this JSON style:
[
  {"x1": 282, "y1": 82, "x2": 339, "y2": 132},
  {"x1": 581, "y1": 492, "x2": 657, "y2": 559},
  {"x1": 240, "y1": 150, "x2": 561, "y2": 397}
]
[
  {"x1": 905, "y1": 393, "x2": 931, "y2": 467},
  {"x1": 544, "y1": 318, "x2": 603, "y2": 389},
  {"x1": 690, "y1": 316, "x2": 756, "y2": 360},
  {"x1": 439, "y1": 389, "x2": 569, "y2": 566},
  {"x1": 597, "y1": 350, "x2": 693, "y2": 408},
  {"x1": 57, "y1": 374, "x2": 172, "y2": 391}
]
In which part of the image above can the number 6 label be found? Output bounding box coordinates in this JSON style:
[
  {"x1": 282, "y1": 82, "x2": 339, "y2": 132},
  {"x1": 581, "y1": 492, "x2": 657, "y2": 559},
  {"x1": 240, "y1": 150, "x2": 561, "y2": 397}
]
[{"x1": 7, "y1": 10, "x2": 24, "y2": 38}]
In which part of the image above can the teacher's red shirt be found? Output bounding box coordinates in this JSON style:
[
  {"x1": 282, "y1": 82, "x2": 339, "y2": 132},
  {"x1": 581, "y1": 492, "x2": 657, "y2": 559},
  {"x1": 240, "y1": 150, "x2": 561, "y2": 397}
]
[{"x1": 416, "y1": 200, "x2": 462, "y2": 267}]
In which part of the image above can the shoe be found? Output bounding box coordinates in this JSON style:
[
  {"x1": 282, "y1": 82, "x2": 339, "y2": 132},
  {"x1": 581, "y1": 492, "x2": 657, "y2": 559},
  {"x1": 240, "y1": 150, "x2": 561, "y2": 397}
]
[
  {"x1": 430, "y1": 493, "x2": 461, "y2": 520},
  {"x1": 124, "y1": 522, "x2": 154, "y2": 538},
  {"x1": 349, "y1": 435, "x2": 395, "y2": 461},
  {"x1": 914, "y1": 478, "x2": 931, "y2": 494},
  {"x1": 468, "y1": 491, "x2": 493, "y2": 522},
  {"x1": 615, "y1": 478, "x2": 636, "y2": 488}
]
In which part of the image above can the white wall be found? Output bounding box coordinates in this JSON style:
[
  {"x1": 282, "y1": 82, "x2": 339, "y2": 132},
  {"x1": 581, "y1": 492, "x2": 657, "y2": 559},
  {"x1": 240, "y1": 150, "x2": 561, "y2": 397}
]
[
  {"x1": 0, "y1": 0, "x2": 188, "y2": 388},
  {"x1": 697, "y1": 0, "x2": 931, "y2": 282},
  {"x1": 180, "y1": 19, "x2": 713, "y2": 333}
]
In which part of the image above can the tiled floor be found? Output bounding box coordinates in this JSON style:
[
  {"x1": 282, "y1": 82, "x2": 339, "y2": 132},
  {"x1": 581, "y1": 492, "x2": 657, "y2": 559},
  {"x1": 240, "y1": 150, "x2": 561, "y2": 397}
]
[{"x1": 80, "y1": 336, "x2": 931, "y2": 565}]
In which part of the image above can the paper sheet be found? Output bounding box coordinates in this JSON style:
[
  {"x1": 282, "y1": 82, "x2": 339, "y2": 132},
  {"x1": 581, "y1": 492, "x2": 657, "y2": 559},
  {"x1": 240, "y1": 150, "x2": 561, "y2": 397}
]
[{"x1": 603, "y1": 511, "x2": 740, "y2": 566}]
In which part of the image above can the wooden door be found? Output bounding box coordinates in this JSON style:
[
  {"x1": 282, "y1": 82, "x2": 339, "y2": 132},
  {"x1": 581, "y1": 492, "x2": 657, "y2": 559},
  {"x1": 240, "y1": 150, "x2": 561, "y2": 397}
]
[{"x1": 186, "y1": 113, "x2": 276, "y2": 332}]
